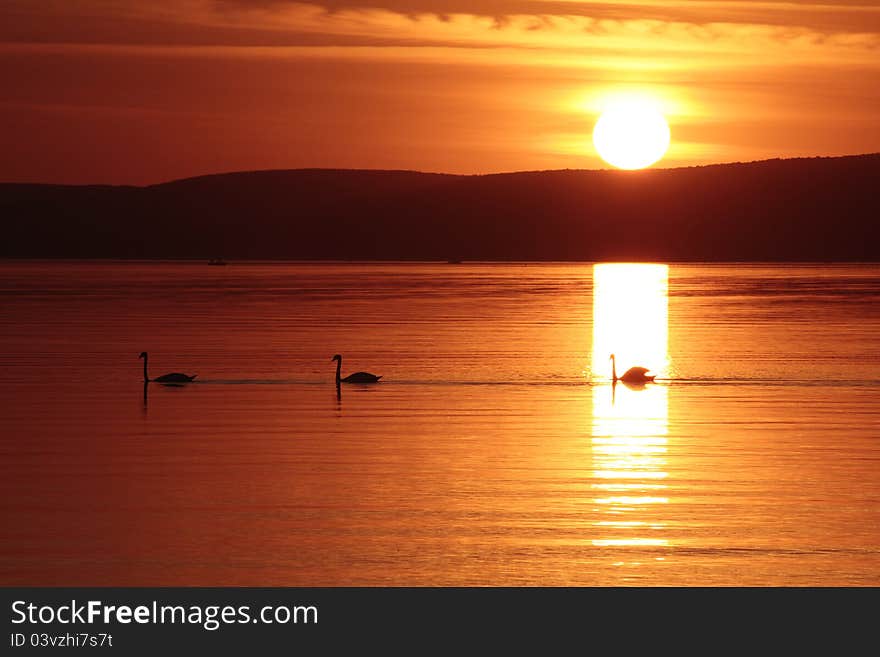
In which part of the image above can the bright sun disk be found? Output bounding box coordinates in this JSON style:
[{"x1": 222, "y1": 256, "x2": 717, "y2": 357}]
[{"x1": 593, "y1": 99, "x2": 671, "y2": 170}]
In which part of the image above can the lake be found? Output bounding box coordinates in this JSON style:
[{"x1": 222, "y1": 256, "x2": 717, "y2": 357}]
[{"x1": 1, "y1": 261, "x2": 878, "y2": 585}]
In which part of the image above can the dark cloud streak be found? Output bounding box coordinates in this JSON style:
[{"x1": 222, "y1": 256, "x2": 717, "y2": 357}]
[{"x1": 2, "y1": 0, "x2": 879, "y2": 48}]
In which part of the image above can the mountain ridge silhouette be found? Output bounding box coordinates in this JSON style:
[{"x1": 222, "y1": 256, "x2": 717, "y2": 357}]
[{"x1": 2, "y1": 153, "x2": 878, "y2": 261}]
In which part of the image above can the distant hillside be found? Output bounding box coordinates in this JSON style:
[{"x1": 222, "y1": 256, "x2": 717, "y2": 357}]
[{"x1": 2, "y1": 155, "x2": 878, "y2": 261}]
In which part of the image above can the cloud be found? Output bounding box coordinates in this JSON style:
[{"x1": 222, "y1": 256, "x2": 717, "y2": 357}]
[
  {"x1": 3, "y1": 1, "x2": 879, "y2": 72},
  {"x1": 212, "y1": 0, "x2": 880, "y2": 32}
]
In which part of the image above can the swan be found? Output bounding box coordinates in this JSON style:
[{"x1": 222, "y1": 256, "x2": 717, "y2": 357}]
[
  {"x1": 139, "y1": 352, "x2": 197, "y2": 383},
  {"x1": 610, "y1": 353, "x2": 655, "y2": 384},
  {"x1": 332, "y1": 354, "x2": 382, "y2": 384}
]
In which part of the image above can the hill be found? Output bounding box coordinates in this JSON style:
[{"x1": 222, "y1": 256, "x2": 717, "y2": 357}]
[{"x1": 1, "y1": 154, "x2": 878, "y2": 261}]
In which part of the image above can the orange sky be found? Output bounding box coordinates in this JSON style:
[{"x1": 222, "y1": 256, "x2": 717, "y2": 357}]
[{"x1": 2, "y1": 0, "x2": 879, "y2": 184}]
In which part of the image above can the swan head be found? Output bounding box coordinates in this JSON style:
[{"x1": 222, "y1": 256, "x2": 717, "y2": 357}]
[
  {"x1": 609, "y1": 353, "x2": 615, "y2": 360},
  {"x1": 139, "y1": 351, "x2": 147, "y2": 359},
  {"x1": 331, "y1": 354, "x2": 341, "y2": 362}
]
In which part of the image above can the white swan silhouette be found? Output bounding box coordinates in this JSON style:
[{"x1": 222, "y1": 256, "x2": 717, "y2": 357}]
[
  {"x1": 332, "y1": 354, "x2": 382, "y2": 384},
  {"x1": 139, "y1": 352, "x2": 197, "y2": 383},
  {"x1": 610, "y1": 353, "x2": 655, "y2": 384}
]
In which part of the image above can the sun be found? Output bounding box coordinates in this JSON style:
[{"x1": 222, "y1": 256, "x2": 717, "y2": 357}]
[{"x1": 592, "y1": 98, "x2": 671, "y2": 170}]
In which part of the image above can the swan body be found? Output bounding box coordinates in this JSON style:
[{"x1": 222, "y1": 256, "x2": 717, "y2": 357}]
[
  {"x1": 332, "y1": 354, "x2": 381, "y2": 384},
  {"x1": 153, "y1": 372, "x2": 198, "y2": 383},
  {"x1": 610, "y1": 354, "x2": 655, "y2": 384},
  {"x1": 139, "y1": 352, "x2": 197, "y2": 383}
]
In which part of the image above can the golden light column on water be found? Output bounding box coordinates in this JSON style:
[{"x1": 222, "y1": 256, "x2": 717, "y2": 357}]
[
  {"x1": 590, "y1": 264, "x2": 670, "y2": 554},
  {"x1": 591, "y1": 263, "x2": 668, "y2": 380}
]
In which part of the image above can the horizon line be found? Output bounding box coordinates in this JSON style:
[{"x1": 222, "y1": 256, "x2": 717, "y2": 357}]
[{"x1": 2, "y1": 152, "x2": 879, "y2": 189}]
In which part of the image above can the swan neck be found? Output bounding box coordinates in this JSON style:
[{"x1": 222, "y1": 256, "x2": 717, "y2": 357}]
[
  {"x1": 611, "y1": 355, "x2": 617, "y2": 382},
  {"x1": 143, "y1": 354, "x2": 149, "y2": 383},
  {"x1": 335, "y1": 358, "x2": 341, "y2": 385}
]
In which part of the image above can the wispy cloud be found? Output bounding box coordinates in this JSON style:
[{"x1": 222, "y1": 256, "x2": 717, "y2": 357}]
[{"x1": 4, "y1": 2, "x2": 880, "y2": 71}]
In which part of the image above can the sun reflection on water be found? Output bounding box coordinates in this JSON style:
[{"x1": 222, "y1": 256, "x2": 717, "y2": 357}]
[
  {"x1": 591, "y1": 263, "x2": 670, "y2": 552},
  {"x1": 592, "y1": 263, "x2": 668, "y2": 381}
]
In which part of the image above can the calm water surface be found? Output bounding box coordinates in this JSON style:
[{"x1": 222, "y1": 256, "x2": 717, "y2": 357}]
[{"x1": 1, "y1": 261, "x2": 878, "y2": 585}]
